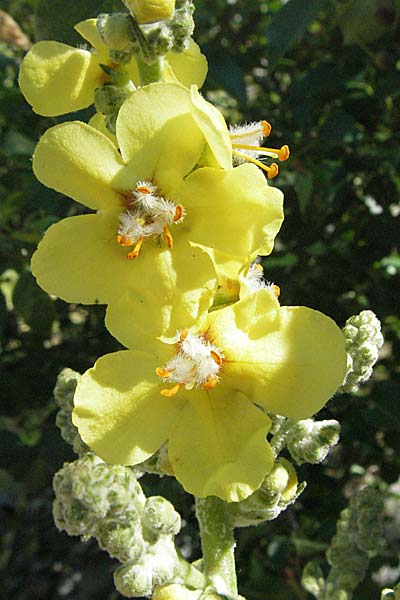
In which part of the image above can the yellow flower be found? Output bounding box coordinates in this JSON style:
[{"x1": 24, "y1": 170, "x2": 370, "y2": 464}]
[
  {"x1": 31, "y1": 82, "x2": 283, "y2": 342},
  {"x1": 72, "y1": 287, "x2": 347, "y2": 501},
  {"x1": 18, "y1": 18, "x2": 207, "y2": 117}
]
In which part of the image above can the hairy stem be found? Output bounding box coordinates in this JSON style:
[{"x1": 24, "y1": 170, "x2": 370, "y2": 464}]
[
  {"x1": 136, "y1": 56, "x2": 164, "y2": 85},
  {"x1": 195, "y1": 496, "x2": 238, "y2": 596}
]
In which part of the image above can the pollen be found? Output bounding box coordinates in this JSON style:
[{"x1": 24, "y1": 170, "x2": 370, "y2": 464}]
[
  {"x1": 117, "y1": 181, "x2": 186, "y2": 258},
  {"x1": 229, "y1": 121, "x2": 289, "y2": 178},
  {"x1": 156, "y1": 330, "x2": 224, "y2": 397}
]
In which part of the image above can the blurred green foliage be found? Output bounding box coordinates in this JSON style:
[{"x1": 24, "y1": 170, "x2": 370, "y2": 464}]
[{"x1": 0, "y1": 0, "x2": 399, "y2": 598}]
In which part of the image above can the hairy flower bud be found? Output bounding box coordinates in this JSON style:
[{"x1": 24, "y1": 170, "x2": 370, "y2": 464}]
[
  {"x1": 54, "y1": 369, "x2": 88, "y2": 455},
  {"x1": 94, "y1": 85, "x2": 133, "y2": 133},
  {"x1": 122, "y1": 0, "x2": 175, "y2": 24},
  {"x1": 340, "y1": 310, "x2": 383, "y2": 393},
  {"x1": 230, "y1": 458, "x2": 304, "y2": 527},
  {"x1": 286, "y1": 419, "x2": 340, "y2": 465},
  {"x1": 97, "y1": 13, "x2": 138, "y2": 51},
  {"x1": 142, "y1": 496, "x2": 181, "y2": 536},
  {"x1": 114, "y1": 562, "x2": 153, "y2": 597},
  {"x1": 97, "y1": 518, "x2": 146, "y2": 563}
]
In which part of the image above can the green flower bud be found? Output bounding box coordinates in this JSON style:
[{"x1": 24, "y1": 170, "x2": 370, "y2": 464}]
[
  {"x1": 114, "y1": 562, "x2": 153, "y2": 597},
  {"x1": 340, "y1": 310, "x2": 383, "y2": 394},
  {"x1": 122, "y1": 0, "x2": 176, "y2": 24},
  {"x1": 286, "y1": 419, "x2": 340, "y2": 465},
  {"x1": 301, "y1": 561, "x2": 325, "y2": 598},
  {"x1": 143, "y1": 496, "x2": 181, "y2": 536},
  {"x1": 97, "y1": 13, "x2": 138, "y2": 52},
  {"x1": 97, "y1": 518, "x2": 146, "y2": 563},
  {"x1": 170, "y1": 2, "x2": 194, "y2": 51},
  {"x1": 94, "y1": 85, "x2": 133, "y2": 133},
  {"x1": 54, "y1": 368, "x2": 80, "y2": 410}
]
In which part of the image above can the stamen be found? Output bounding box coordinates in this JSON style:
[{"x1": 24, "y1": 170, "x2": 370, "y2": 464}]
[
  {"x1": 233, "y1": 150, "x2": 279, "y2": 179},
  {"x1": 160, "y1": 383, "x2": 183, "y2": 397},
  {"x1": 117, "y1": 234, "x2": 134, "y2": 247},
  {"x1": 231, "y1": 143, "x2": 290, "y2": 162},
  {"x1": 174, "y1": 204, "x2": 185, "y2": 223},
  {"x1": 127, "y1": 237, "x2": 144, "y2": 259},
  {"x1": 253, "y1": 263, "x2": 263, "y2": 273},
  {"x1": 156, "y1": 367, "x2": 171, "y2": 378},
  {"x1": 202, "y1": 376, "x2": 218, "y2": 390},
  {"x1": 164, "y1": 225, "x2": 174, "y2": 249},
  {"x1": 261, "y1": 120, "x2": 272, "y2": 137},
  {"x1": 180, "y1": 329, "x2": 188, "y2": 341},
  {"x1": 272, "y1": 284, "x2": 280, "y2": 298},
  {"x1": 210, "y1": 350, "x2": 223, "y2": 366},
  {"x1": 136, "y1": 184, "x2": 152, "y2": 194}
]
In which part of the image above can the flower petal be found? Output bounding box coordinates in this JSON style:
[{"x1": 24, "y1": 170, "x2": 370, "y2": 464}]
[
  {"x1": 88, "y1": 112, "x2": 117, "y2": 145},
  {"x1": 208, "y1": 290, "x2": 347, "y2": 419},
  {"x1": 73, "y1": 349, "x2": 185, "y2": 465},
  {"x1": 33, "y1": 121, "x2": 124, "y2": 210},
  {"x1": 165, "y1": 40, "x2": 208, "y2": 88},
  {"x1": 31, "y1": 213, "x2": 130, "y2": 303},
  {"x1": 74, "y1": 19, "x2": 109, "y2": 61},
  {"x1": 105, "y1": 239, "x2": 217, "y2": 349},
  {"x1": 168, "y1": 388, "x2": 274, "y2": 502},
  {"x1": 179, "y1": 163, "x2": 284, "y2": 263},
  {"x1": 116, "y1": 83, "x2": 205, "y2": 187},
  {"x1": 19, "y1": 41, "x2": 102, "y2": 116},
  {"x1": 190, "y1": 85, "x2": 232, "y2": 169}
]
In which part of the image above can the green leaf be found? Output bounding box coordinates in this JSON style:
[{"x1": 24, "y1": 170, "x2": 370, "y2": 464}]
[
  {"x1": 34, "y1": 0, "x2": 124, "y2": 45},
  {"x1": 266, "y1": 0, "x2": 324, "y2": 61},
  {"x1": 12, "y1": 271, "x2": 55, "y2": 336}
]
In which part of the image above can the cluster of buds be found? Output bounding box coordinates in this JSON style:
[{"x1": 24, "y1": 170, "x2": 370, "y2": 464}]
[
  {"x1": 229, "y1": 458, "x2": 305, "y2": 527},
  {"x1": 302, "y1": 487, "x2": 385, "y2": 599},
  {"x1": 53, "y1": 453, "x2": 202, "y2": 597},
  {"x1": 54, "y1": 368, "x2": 88, "y2": 455},
  {"x1": 340, "y1": 310, "x2": 384, "y2": 394}
]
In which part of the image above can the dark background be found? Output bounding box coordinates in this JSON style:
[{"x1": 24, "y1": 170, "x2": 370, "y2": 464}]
[{"x1": 0, "y1": 0, "x2": 399, "y2": 598}]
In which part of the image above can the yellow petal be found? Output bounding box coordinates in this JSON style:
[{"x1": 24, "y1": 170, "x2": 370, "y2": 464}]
[
  {"x1": 165, "y1": 39, "x2": 208, "y2": 88},
  {"x1": 168, "y1": 388, "x2": 274, "y2": 501},
  {"x1": 208, "y1": 290, "x2": 347, "y2": 419},
  {"x1": 116, "y1": 83, "x2": 205, "y2": 189},
  {"x1": 31, "y1": 213, "x2": 131, "y2": 304},
  {"x1": 74, "y1": 18, "x2": 110, "y2": 61},
  {"x1": 19, "y1": 41, "x2": 102, "y2": 116},
  {"x1": 73, "y1": 349, "x2": 185, "y2": 465},
  {"x1": 190, "y1": 85, "x2": 232, "y2": 169},
  {"x1": 33, "y1": 121, "x2": 124, "y2": 211},
  {"x1": 178, "y1": 163, "x2": 284, "y2": 263},
  {"x1": 105, "y1": 239, "x2": 217, "y2": 349}
]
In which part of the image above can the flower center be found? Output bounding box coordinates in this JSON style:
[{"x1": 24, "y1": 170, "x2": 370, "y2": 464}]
[
  {"x1": 117, "y1": 181, "x2": 185, "y2": 259},
  {"x1": 156, "y1": 330, "x2": 224, "y2": 397},
  {"x1": 246, "y1": 263, "x2": 280, "y2": 297},
  {"x1": 229, "y1": 120, "x2": 289, "y2": 179}
]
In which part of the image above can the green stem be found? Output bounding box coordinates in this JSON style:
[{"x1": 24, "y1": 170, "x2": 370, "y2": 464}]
[
  {"x1": 175, "y1": 553, "x2": 206, "y2": 589},
  {"x1": 136, "y1": 56, "x2": 164, "y2": 85},
  {"x1": 195, "y1": 496, "x2": 238, "y2": 596}
]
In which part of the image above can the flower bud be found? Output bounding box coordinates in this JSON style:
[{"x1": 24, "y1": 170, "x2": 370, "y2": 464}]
[
  {"x1": 97, "y1": 13, "x2": 137, "y2": 51},
  {"x1": 142, "y1": 496, "x2": 181, "y2": 536},
  {"x1": 122, "y1": 0, "x2": 175, "y2": 24},
  {"x1": 97, "y1": 517, "x2": 146, "y2": 563},
  {"x1": 340, "y1": 310, "x2": 383, "y2": 393},
  {"x1": 286, "y1": 419, "x2": 340, "y2": 465},
  {"x1": 114, "y1": 562, "x2": 153, "y2": 597}
]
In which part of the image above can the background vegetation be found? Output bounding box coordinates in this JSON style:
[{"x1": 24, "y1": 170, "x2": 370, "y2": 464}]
[{"x1": 0, "y1": 0, "x2": 399, "y2": 598}]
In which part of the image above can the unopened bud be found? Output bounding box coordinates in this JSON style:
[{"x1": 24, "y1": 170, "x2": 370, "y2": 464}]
[
  {"x1": 114, "y1": 562, "x2": 153, "y2": 597},
  {"x1": 287, "y1": 419, "x2": 340, "y2": 465},
  {"x1": 340, "y1": 310, "x2": 383, "y2": 393},
  {"x1": 122, "y1": 0, "x2": 175, "y2": 24},
  {"x1": 97, "y1": 13, "x2": 137, "y2": 51},
  {"x1": 142, "y1": 496, "x2": 181, "y2": 536},
  {"x1": 97, "y1": 517, "x2": 145, "y2": 563}
]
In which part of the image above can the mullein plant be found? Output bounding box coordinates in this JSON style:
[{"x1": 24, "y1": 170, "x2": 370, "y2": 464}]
[{"x1": 19, "y1": 1, "x2": 384, "y2": 598}]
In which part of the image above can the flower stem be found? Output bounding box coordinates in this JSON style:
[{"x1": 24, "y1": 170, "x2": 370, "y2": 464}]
[
  {"x1": 195, "y1": 496, "x2": 238, "y2": 596},
  {"x1": 136, "y1": 56, "x2": 164, "y2": 85}
]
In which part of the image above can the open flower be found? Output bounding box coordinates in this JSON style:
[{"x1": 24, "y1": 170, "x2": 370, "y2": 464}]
[
  {"x1": 72, "y1": 286, "x2": 347, "y2": 501},
  {"x1": 19, "y1": 18, "x2": 207, "y2": 117},
  {"x1": 31, "y1": 82, "x2": 283, "y2": 341}
]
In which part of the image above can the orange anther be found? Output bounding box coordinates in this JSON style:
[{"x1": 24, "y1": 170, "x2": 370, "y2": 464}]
[
  {"x1": 267, "y1": 163, "x2": 279, "y2": 179},
  {"x1": 261, "y1": 120, "x2": 272, "y2": 137},
  {"x1": 272, "y1": 284, "x2": 280, "y2": 298},
  {"x1": 156, "y1": 367, "x2": 171, "y2": 378},
  {"x1": 127, "y1": 236, "x2": 144, "y2": 259},
  {"x1": 210, "y1": 350, "x2": 223, "y2": 366},
  {"x1": 164, "y1": 225, "x2": 173, "y2": 249},
  {"x1": 160, "y1": 383, "x2": 183, "y2": 397},
  {"x1": 136, "y1": 185, "x2": 152, "y2": 194},
  {"x1": 117, "y1": 234, "x2": 134, "y2": 247},
  {"x1": 174, "y1": 204, "x2": 185, "y2": 222},
  {"x1": 180, "y1": 329, "x2": 188, "y2": 341},
  {"x1": 202, "y1": 376, "x2": 218, "y2": 390},
  {"x1": 278, "y1": 145, "x2": 290, "y2": 161}
]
